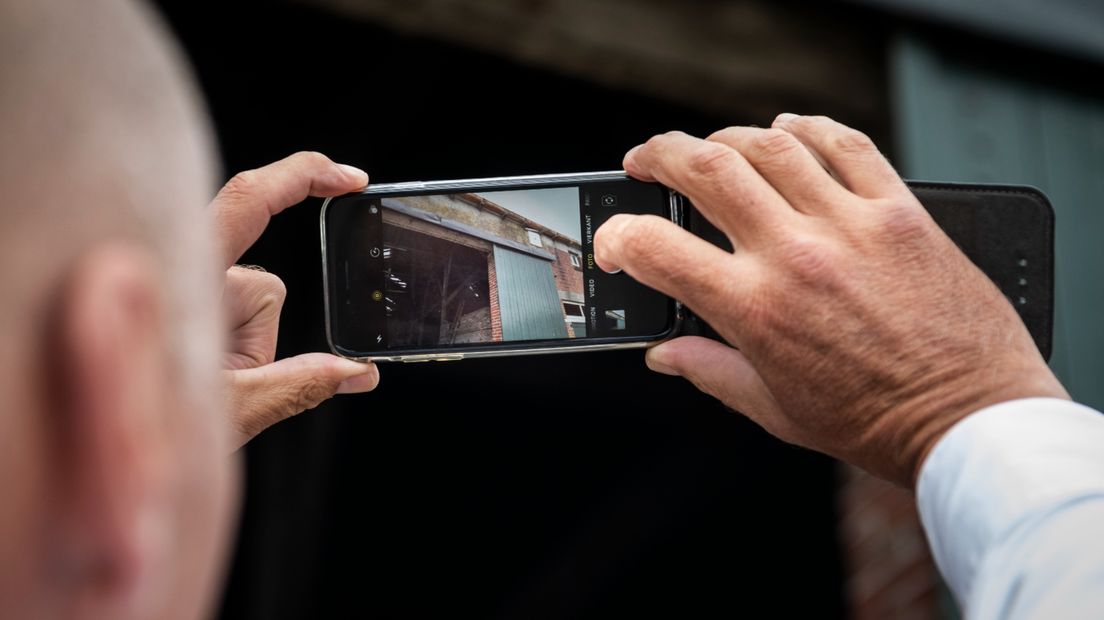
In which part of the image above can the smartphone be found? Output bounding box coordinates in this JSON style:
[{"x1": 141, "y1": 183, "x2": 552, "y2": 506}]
[{"x1": 321, "y1": 171, "x2": 682, "y2": 361}]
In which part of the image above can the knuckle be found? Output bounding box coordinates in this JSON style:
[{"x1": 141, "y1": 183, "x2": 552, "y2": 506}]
[
  {"x1": 619, "y1": 214, "x2": 666, "y2": 245},
  {"x1": 831, "y1": 128, "x2": 878, "y2": 157},
  {"x1": 786, "y1": 114, "x2": 824, "y2": 132},
  {"x1": 686, "y1": 142, "x2": 739, "y2": 179},
  {"x1": 291, "y1": 150, "x2": 330, "y2": 168},
  {"x1": 628, "y1": 134, "x2": 669, "y2": 164},
  {"x1": 748, "y1": 128, "x2": 801, "y2": 162},
  {"x1": 804, "y1": 115, "x2": 833, "y2": 127},
  {"x1": 221, "y1": 169, "x2": 261, "y2": 199},
  {"x1": 639, "y1": 132, "x2": 673, "y2": 157},
  {"x1": 291, "y1": 375, "x2": 335, "y2": 413},
  {"x1": 873, "y1": 198, "x2": 935, "y2": 240},
  {"x1": 778, "y1": 234, "x2": 838, "y2": 282}
]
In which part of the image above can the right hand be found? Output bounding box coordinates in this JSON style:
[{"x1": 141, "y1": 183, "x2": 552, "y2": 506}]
[{"x1": 593, "y1": 114, "x2": 1068, "y2": 487}]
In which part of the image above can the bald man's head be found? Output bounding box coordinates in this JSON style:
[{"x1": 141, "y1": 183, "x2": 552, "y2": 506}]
[
  {"x1": 0, "y1": 1, "x2": 236, "y2": 618},
  {"x1": 0, "y1": 0, "x2": 218, "y2": 355}
]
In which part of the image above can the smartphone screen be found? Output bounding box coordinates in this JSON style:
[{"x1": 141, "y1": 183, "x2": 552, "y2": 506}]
[{"x1": 323, "y1": 174, "x2": 679, "y2": 359}]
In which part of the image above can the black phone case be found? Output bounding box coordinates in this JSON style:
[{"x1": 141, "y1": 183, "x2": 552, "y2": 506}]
[{"x1": 681, "y1": 181, "x2": 1055, "y2": 360}]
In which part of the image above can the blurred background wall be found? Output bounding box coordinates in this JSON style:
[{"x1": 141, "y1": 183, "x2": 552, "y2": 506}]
[{"x1": 150, "y1": 1, "x2": 1102, "y2": 618}]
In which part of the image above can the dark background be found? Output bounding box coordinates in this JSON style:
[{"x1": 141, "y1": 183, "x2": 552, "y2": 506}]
[{"x1": 154, "y1": 2, "x2": 847, "y2": 617}]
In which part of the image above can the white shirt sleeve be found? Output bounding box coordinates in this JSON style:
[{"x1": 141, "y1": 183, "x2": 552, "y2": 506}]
[{"x1": 916, "y1": 397, "x2": 1104, "y2": 619}]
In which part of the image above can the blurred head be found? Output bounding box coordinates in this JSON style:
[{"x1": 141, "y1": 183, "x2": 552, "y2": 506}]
[{"x1": 0, "y1": 0, "x2": 236, "y2": 618}]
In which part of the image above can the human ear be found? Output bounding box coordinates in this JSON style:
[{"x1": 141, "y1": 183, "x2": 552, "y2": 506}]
[{"x1": 48, "y1": 243, "x2": 174, "y2": 619}]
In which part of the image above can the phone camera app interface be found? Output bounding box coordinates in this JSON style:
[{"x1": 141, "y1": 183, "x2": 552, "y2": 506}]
[{"x1": 329, "y1": 178, "x2": 672, "y2": 352}]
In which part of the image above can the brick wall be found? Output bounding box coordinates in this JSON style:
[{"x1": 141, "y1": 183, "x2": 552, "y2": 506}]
[
  {"x1": 550, "y1": 246, "x2": 584, "y2": 297},
  {"x1": 838, "y1": 465, "x2": 941, "y2": 620},
  {"x1": 544, "y1": 241, "x2": 584, "y2": 336},
  {"x1": 487, "y1": 251, "x2": 503, "y2": 342}
]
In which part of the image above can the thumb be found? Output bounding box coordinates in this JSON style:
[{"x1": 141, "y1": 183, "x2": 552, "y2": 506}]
[
  {"x1": 227, "y1": 352, "x2": 379, "y2": 449},
  {"x1": 646, "y1": 336, "x2": 794, "y2": 440}
]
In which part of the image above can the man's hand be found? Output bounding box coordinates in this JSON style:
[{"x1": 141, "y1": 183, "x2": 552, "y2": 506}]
[
  {"x1": 211, "y1": 152, "x2": 379, "y2": 450},
  {"x1": 594, "y1": 114, "x2": 1067, "y2": 486}
]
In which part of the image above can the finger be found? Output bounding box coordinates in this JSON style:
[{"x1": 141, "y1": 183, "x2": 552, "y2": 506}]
[
  {"x1": 706, "y1": 126, "x2": 852, "y2": 215},
  {"x1": 645, "y1": 336, "x2": 800, "y2": 441},
  {"x1": 622, "y1": 144, "x2": 655, "y2": 181},
  {"x1": 625, "y1": 131, "x2": 801, "y2": 247},
  {"x1": 772, "y1": 114, "x2": 907, "y2": 200},
  {"x1": 211, "y1": 151, "x2": 369, "y2": 269},
  {"x1": 226, "y1": 352, "x2": 378, "y2": 449},
  {"x1": 222, "y1": 267, "x2": 287, "y2": 369},
  {"x1": 223, "y1": 266, "x2": 286, "y2": 327},
  {"x1": 594, "y1": 213, "x2": 756, "y2": 323}
]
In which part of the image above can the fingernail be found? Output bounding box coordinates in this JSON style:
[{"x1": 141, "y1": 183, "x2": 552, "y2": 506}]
[
  {"x1": 337, "y1": 375, "x2": 375, "y2": 394},
  {"x1": 645, "y1": 347, "x2": 680, "y2": 376},
  {"x1": 775, "y1": 113, "x2": 799, "y2": 125},
  {"x1": 336, "y1": 163, "x2": 369, "y2": 186},
  {"x1": 595, "y1": 257, "x2": 621, "y2": 275},
  {"x1": 594, "y1": 253, "x2": 621, "y2": 275},
  {"x1": 337, "y1": 363, "x2": 378, "y2": 394}
]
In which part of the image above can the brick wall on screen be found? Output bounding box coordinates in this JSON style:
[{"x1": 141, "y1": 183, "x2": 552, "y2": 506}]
[
  {"x1": 487, "y1": 252, "x2": 503, "y2": 342},
  {"x1": 839, "y1": 465, "x2": 941, "y2": 620},
  {"x1": 551, "y1": 247, "x2": 584, "y2": 296}
]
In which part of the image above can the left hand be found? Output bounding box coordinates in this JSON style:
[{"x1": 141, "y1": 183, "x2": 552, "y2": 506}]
[{"x1": 210, "y1": 152, "x2": 380, "y2": 450}]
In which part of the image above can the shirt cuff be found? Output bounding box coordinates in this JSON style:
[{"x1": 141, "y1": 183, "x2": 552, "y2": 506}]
[{"x1": 915, "y1": 397, "x2": 1104, "y2": 604}]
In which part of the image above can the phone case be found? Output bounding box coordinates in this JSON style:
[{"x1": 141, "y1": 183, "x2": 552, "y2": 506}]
[{"x1": 682, "y1": 181, "x2": 1055, "y2": 360}]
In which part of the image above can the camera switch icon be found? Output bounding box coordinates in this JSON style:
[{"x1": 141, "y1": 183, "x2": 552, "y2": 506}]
[{"x1": 601, "y1": 194, "x2": 617, "y2": 207}]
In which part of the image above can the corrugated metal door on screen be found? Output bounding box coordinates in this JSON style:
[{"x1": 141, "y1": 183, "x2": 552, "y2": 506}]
[{"x1": 493, "y1": 245, "x2": 568, "y2": 341}]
